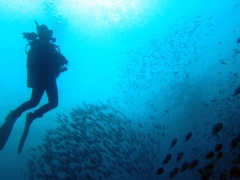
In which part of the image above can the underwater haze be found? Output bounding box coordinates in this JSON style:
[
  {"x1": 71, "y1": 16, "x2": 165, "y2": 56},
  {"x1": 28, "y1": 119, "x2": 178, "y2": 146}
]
[{"x1": 0, "y1": 0, "x2": 240, "y2": 179}]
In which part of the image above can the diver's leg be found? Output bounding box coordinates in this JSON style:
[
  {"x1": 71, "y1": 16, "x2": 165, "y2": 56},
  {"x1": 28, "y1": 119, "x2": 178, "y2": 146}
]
[
  {"x1": 18, "y1": 80, "x2": 58, "y2": 153},
  {"x1": 11, "y1": 87, "x2": 45, "y2": 118},
  {"x1": 30, "y1": 79, "x2": 58, "y2": 120},
  {"x1": 0, "y1": 87, "x2": 44, "y2": 151}
]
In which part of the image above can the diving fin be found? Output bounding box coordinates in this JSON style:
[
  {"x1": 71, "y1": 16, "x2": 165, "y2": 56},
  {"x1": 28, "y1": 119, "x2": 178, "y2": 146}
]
[
  {"x1": 18, "y1": 113, "x2": 33, "y2": 154},
  {"x1": 0, "y1": 111, "x2": 16, "y2": 150}
]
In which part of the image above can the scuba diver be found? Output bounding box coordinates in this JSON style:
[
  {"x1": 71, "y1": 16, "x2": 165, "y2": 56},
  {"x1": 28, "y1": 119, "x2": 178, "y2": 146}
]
[
  {"x1": 233, "y1": 38, "x2": 240, "y2": 96},
  {"x1": 0, "y1": 21, "x2": 68, "y2": 153}
]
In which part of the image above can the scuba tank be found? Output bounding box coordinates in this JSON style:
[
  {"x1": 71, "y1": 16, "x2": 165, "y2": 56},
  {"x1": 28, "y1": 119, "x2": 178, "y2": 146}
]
[{"x1": 23, "y1": 21, "x2": 68, "y2": 87}]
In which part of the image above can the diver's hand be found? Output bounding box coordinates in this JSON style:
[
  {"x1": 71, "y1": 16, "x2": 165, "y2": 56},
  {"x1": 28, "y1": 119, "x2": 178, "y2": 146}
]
[{"x1": 59, "y1": 65, "x2": 68, "y2": 72}]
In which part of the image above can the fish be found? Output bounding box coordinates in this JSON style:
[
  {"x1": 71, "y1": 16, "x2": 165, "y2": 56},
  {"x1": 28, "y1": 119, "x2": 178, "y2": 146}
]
[
  {"x1": 198, "y1": 163, "x2": 214, "y2": 180},
  {"x1": 169, "y1": 167, "x2": 179, "y2": 179},
  {"x1": 170, "y1": 138, "x2": 177, "y2": 148},
  {"x1": 156, "y1": 167, "x2": 164, "y2": 175},
  {"x1": 219, "y1": 60, "x2": 227, "y2": 65},
  {"x1": 214, "y1": 144, "x2": 222, "y2": 152},
  {"x1": 219, "y1": 169, "x2": 228, "y2": 180},
  {"x1": 29, "y1": 147, "x2": 37, "y2": 151},
  {"x1": 232, "y1": 154, "x2": 240, "y2": 164},
  {"x1": 232, "y1": 85, "x2": 240, "y2": 96},
  {"x1": 211, "y1": 99, "x2": 218, "y2": 103},
  {"x1": 172, "y1": 167, "x2": 179, "y2": 175},
  {"x1": 56, "y1": 113, "x2": 62, "y2": 117},
  {"x1": 231, "y1": 135, "x2": 240, "y2": 149},
  {"x1": 62, "y1": 114, "x2": 68, "y2": 119},
  {"x1": 185, "y1": 132, "x2": 192, "y2": 141},
  {"x1": 211, "y1": 123, "x2": 223, "y2": 136},
  {"x1": 180, "y1": 162, "x2": 189, "y2": 172},
  {"x1": 216, "y1": 152, "x2": 223, "y2": 159},
  {"x1": 203, "y1": 163, "x2": 214, "y2": 170},
  {"x1": 205, "y1": 152, "x2": 215, "y2": 159},
  {"x1": 177, "y1": 152, "x2": 183, "y2": 162},
  {"x1": 189, "y1": 159, "x2": 199, "y2": 169},
  {"x1": 230, "y1": 166, "x2": 240, "y2": 179},
  {"x1": 169, "y1": 172, "x2": 174, "y2": 179},
  {"x1": 162, "y1": 154, "x2": 172, "y2": 164}
]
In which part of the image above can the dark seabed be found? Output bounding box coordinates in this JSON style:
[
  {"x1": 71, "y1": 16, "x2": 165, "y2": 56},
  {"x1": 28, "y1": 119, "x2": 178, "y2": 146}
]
[{"x1": 0, "y1": 0, "x2": 240, "y2": 179}]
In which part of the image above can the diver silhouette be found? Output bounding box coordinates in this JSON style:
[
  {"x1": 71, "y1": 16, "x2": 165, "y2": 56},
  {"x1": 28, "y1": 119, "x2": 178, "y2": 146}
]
[{"x1": 0, "y1": 21, "x2": 68, "y2": 153}]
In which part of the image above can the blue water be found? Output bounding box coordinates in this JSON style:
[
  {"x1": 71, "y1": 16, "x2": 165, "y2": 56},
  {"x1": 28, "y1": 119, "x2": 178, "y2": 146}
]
[{"x1": 0, "y1": 0, "x2": 240, "y2": 179}]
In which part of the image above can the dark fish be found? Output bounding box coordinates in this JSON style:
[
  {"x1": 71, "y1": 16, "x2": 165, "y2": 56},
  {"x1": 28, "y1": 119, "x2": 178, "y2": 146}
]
[
  {"x1": 233, "y1": 85, "x2": 240, "y2": 96},
  {"x1": 189, "y1": 159, "x2": 199, "y2": 169},
  {"x1": 172, "y1": 167, "x2": 179, "y2": 175},
  {"x1": 185, "y1": 132, "x2": 192, "y2": 141},
  {"x1": 216, "y1": 152, "x2": 223, "y2": 159},
  {"x1": 203, "y1": 163, "x2": 214, "y2": 170},
  {"x1": 211, "y1": 99, "x2": 217, "y2": 103},
  {"x1": 237, "y1": 38, "x2": 240, "y2": 44},
  {"x1": 29, "y1": 147, "x2": 37, "y2": 151},
  {"x1": 56, "y1": 113, "x2": 62, "y2": 117},
  {"x1": 170, "y1": 138, "x2": 177, "y2": 148},
  {"x1": 214, "y1": 144, "x2": 222, "y2": 152},
  {"x1": 163, "y1": 154, "x2": 172, "y2": 164},
  {"x1": 231, "y1": 135, "x2": 240, "y2": 149},
  {"x1": 177, "y1": 152, "x2": 183, "y2": 162},
  {"x1": 220, "y1": 169, "x2": 228, "y2": 180},
  {"x1": 169, "y1": 172, "x2": 174, "y2": 179},
  {"x1": 205, "y1": 152, "x2": 215, "y2": 159},
  {"x1": 211, "y1": 123, "x2": 223, "y2": 136},
  {"x1": 198, "y1": 163, "x2": 214, "y2": 180},
  {"x1": 232, "y1": 154, "x2": 240, "y2": 164},
  {"x1": 62, "y1": 114, "x2": 68, "y2": 119},
  {"x1": 180, "y1": 162, "x2": 189, "y2": 172},
  {"x1": 230, "y1": 166, "x2": 240, "y2": 179},
  {"x1": 169, "y1": 167, "x2": 179, "y2": 179},
  {"x1": 198, "y1": 167, "x2": 214, "y2": 180},
  {"x1": 156, "y1": 168, "x2": 164, "y2": 175}
]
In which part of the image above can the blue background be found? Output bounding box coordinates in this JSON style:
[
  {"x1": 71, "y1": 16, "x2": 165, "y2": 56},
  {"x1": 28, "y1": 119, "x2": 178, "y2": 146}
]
[{"x1": 0, "y1": 0, "x2": 240, "y2": 179}]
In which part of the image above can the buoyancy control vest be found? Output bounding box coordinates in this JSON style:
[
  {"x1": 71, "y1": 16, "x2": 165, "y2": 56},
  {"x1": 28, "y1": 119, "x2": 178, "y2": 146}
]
[{"x1": 26, "y1": 39, "x2": 68, "y2": 88}]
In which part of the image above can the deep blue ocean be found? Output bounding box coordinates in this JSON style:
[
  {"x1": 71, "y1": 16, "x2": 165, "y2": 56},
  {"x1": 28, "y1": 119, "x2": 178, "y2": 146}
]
[{"x1": 0, "y1": 0, "x2": 240, "y2": 179}]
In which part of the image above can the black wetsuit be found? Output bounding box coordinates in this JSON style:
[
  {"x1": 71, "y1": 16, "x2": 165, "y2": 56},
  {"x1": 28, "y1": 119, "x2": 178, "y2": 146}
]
[{"x1": 11, "y1": 39, "x2": 68, "y2": 120}]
